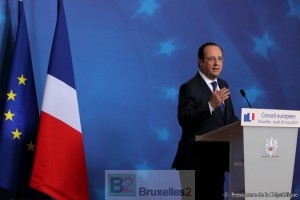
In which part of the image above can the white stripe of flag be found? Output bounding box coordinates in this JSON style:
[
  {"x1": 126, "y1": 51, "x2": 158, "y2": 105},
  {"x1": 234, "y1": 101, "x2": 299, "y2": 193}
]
[{"x1": 41, "y1": 74, "x2": 82, "y2": 133}]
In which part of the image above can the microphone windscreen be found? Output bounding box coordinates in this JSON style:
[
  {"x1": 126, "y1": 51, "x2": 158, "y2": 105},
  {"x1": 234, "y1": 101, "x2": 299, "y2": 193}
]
[{"x1": 240, "y1": 89, "x2": 246, "y2": 97}]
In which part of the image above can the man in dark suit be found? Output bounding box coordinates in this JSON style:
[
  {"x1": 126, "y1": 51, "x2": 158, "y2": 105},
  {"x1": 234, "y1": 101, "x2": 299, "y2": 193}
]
[{"x1": 172, "y1": 42, "x2": 239, "y2": 200}]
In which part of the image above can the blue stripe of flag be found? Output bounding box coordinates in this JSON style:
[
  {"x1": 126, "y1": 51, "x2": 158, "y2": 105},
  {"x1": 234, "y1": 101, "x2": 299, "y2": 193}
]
[{"x1": 47, "y1": 0, "x2": 76, "y2": 89}]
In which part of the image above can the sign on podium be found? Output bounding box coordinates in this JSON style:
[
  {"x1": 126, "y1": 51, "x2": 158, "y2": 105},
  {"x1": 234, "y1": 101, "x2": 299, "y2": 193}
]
[{"x1": 196, "y1": 108, "x2": 300, "y2": 200}]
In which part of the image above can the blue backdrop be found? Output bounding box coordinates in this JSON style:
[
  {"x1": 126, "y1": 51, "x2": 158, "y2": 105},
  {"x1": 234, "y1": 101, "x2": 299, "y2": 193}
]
[{"x1": 0, "y1": 0, "x2": 300, "y2": 199}]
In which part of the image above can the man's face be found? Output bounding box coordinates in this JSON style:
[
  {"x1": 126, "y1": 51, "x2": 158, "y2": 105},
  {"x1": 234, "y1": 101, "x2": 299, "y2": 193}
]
[{"x1": 198, "y1": 45, "x2": 223, "y2": 80}]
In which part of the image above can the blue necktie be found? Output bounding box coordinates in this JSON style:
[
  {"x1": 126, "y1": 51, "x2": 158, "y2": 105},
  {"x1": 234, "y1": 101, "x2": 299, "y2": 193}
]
[
  {"x1": 211, "y1": 81, "x2": 225, "y2": 111},
  {"x1": 211, "y1": 81, "x2": 217, "y2": 92}
]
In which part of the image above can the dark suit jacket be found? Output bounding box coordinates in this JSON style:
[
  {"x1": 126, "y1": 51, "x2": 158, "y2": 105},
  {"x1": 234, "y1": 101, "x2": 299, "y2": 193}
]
[{"x1": 172, "y1": 72, "x2": 239, "y2": 171}]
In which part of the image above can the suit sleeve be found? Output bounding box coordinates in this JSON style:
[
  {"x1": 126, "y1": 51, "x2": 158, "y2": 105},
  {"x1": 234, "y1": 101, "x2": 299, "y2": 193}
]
[{"x1": 177, "y1": 83, "x2": 212, "y2": 130}]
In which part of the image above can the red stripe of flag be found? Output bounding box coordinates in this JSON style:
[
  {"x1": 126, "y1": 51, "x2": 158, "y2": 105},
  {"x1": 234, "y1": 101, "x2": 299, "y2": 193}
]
[{"x1": 30, "y1": 112, "x2": 89, "y2": 200}]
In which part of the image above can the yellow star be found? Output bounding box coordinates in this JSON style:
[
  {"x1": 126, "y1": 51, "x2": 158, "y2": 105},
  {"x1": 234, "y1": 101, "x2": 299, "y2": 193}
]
[
  {"x1": 7, "y1": 90, "x2": 17, "y2": 101},
  {"x1": 4, "y1": 109, "x2": 15, "y2": 121},
  {"x1": 12, "y1": 128, "x2": 22, "y2": 139},
  {"x1": 27, "y1": 141, "x2": 36, "y2": 151},
  {"x1": 18, "y1": 74, "x2": 27, "y2": 85}
]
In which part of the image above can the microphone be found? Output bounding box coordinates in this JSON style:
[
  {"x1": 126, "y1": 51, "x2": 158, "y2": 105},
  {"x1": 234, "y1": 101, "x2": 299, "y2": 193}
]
[{"x1": 240, "y1": 89, "x2": 252, "y2": 108}]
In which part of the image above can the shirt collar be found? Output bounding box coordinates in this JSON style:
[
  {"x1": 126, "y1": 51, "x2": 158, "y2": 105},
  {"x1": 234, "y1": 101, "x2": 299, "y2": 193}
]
[{"x1": 199, "y1": 70, "x2": 218, "y2": 91}]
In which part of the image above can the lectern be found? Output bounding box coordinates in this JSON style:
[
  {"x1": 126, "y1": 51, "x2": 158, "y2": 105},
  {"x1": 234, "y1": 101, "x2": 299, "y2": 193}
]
[{"x1": 196, "y1": 108, "x2": 300, "y2": 200}]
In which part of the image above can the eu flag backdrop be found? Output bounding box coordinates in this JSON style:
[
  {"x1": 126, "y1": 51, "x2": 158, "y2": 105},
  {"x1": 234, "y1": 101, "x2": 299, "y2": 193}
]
[{"x1": 0, "y1": 0, "x2": 39, "y2": 194}]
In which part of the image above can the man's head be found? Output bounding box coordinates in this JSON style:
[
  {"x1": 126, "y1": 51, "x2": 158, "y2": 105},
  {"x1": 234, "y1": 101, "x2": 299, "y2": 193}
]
[{"x1": 198, "y1": 42, "x2": 224, "y2": 80}]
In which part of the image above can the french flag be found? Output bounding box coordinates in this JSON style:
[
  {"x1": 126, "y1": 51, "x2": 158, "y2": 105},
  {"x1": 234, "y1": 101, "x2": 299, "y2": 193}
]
[{"x1": 30, "y1": 1, "x2": 89, "y2": 199}]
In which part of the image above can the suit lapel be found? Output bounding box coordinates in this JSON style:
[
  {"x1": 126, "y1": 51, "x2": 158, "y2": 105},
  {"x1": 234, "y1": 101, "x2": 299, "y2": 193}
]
[{"x1": 195, "y1": 73, "x2": 212, "y2": 97}]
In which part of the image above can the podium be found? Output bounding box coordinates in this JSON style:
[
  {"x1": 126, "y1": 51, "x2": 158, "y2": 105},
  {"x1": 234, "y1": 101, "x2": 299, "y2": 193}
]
[{"x1": 196, "y1": 108, "x2": 300, "y2": 200}]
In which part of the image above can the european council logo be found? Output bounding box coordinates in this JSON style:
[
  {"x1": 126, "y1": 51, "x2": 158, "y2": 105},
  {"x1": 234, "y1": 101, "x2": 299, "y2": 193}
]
[{"x1": 243, "y1": 112, "x2": 255, "y2": 122}]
